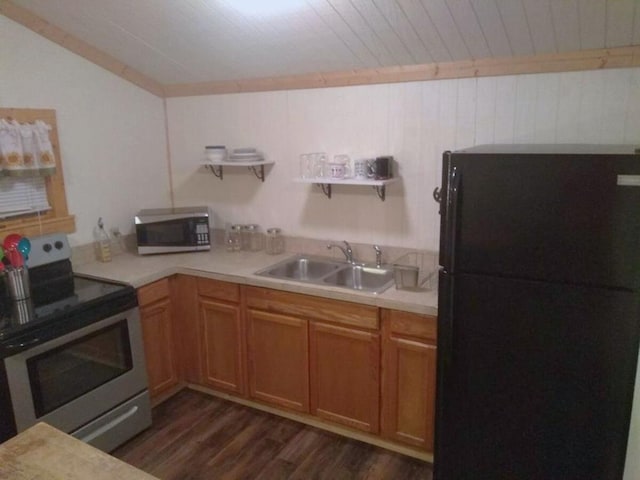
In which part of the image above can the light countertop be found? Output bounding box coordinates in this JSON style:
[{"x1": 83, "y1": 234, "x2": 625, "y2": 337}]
[
  {"x1": 0, "y1": 423, "x2": 157, "y2": 480},
  {"x1": 73, "y1": 246, "x2": 438, "y2": 316}
]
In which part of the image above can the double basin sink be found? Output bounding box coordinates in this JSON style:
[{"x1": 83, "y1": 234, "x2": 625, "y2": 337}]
[{"x1": 255, "y1": 255, "x2": 395, "y2": 294}]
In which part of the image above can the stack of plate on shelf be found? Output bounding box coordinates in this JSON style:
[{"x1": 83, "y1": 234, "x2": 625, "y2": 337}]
[{"x1": 227, "y1": 147, "x2": 263, "y2": 162}]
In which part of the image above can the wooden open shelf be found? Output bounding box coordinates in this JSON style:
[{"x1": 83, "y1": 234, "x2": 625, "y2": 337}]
[
  {"x1": 294, "y1": 177, "x2": 400, "y2": 201},
  {"x1": 201, "y1": 160, "x2": 275, "y2": 182}
]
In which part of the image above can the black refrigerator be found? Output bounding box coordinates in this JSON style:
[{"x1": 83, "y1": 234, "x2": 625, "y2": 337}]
[{"x1": 434, "y1": 144, "x2": 640, "y2": 480}]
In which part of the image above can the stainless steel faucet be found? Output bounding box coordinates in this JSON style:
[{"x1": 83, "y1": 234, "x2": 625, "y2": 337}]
[
  {"x1": 327, "y1": 240, "x2": 354, "y2": 263},
  {"x1": 373, "y1": 245, "x2": 382, "y2": 268}
]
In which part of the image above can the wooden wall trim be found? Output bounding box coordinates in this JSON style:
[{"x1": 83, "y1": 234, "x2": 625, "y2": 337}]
[
  {"x1": 162, "y1": 99, "x2": 175, "y2": 208},
  {"x1": 2, "y1": 0, "x2": 640, "y2": 99},
  {"x1": 164, "y1": 45, "x2": 640, "y2": 97},
  {"x1": 0, "y1": 0, "x2": 165, "y2": 98},
  {"x1": 0, "y1": 108, "x2": 76, "y2": 237}
]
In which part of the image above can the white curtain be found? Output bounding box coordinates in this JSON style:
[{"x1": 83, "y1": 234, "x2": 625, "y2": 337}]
[
  {"x1": 0, "y1": 119, "x2": 56, "y2": 218},
  {"x1": 0, "y1": 119, "x2": 56, "y2": 176}
]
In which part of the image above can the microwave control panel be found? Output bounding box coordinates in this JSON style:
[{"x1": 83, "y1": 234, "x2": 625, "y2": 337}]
[{"x1": 195, "y1": 219, "x2": 209, "y2": 245}]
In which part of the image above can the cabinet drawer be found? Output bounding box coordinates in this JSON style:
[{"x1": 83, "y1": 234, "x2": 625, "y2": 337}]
[
  {"x1": 137, "y1": 278, "x2": 170, "y2": 307},
  {"x1": 197, "y1": 277, "x2": 240, "y2": 303},
  {"x1": 385, "y1": 310, "x2": 437, "y2": 342},
  {"x1": 244, "y1": 286, "x2": 378, "y2": 330}
]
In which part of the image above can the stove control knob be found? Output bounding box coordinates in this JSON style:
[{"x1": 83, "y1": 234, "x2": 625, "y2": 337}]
[
  {"x1": 54, "y1": 241, "x2": 64, "y2": 250},
  {"x1": 43, "y1": 243, "x2": 52, "y2": 252}
]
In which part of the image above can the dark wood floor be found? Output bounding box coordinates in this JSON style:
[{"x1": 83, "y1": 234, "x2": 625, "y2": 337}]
[{"x1": 113, "y1": 389, "x2": 433, "y2": 480}]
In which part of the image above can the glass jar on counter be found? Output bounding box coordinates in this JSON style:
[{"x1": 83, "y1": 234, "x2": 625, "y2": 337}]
[
  {"x1": 240, "y1": 225, "x2": 251, "y2": 251},
  {"x1": 226, "y1": 224, "x2": 242, "y2": 252},
  {"x1": 265, "y1": 228, "x2": 285, "y2": 255},
  {"x1": 247, "y1": 224, "x2": 264, "y2": 251}
]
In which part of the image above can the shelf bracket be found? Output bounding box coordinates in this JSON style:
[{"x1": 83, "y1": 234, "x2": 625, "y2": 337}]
[
  {"x1": 249, "y1": 164, "x2": 265, "y2": 182},
  {"x1": 374, "y1": 185, "x2": 386, "y2": 201},
  {"x1": 206, "y1": 164, "x2": 223, "y2": 180},
  {"x1": 317, "y1": 183, "x2": 332, "y2": 199}
]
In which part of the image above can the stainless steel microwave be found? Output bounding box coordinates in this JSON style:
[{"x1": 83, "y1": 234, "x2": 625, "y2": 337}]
[{"x1": 134, "y1": 206, "x2": 211, "y2": 255}]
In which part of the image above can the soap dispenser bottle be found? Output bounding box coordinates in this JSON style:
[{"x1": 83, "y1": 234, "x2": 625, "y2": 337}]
[{"x1": 94, "y1": 217, "x2": 112, "y2": 262}]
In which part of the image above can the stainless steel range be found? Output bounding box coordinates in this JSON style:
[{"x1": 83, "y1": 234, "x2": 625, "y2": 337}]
[{"x1": 0, "y1": 234, "x2": 151, "y2": 452}]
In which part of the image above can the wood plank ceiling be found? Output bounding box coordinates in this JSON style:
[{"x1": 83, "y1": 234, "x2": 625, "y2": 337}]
[{"x1": 4, "y1": 0, "x2": 640, "y2": 96}]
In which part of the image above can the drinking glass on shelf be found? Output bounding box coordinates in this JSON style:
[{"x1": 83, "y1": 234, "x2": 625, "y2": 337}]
[
  {"x1": 353, "y1": 158, "x2": 368, "y2": 179},
  {"x1": 313, "y1": 152, "x2": 327, "y2": 178},
  {"x1": 333, "y1": 154, "x2": 350, "y2": 169},
  {"x1": 307, "y1": 153, "x2": 317, "y2": 178},
  {"x1": 299, "y1": 154, "x2": 312, "y2": 179}
]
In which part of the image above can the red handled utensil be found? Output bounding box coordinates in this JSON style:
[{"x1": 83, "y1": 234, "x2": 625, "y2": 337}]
[
  {"x1": 3, "y1": 234, "x2": 21, "y2": 251},
  {"x1": 6, "y1": 248, "x2": 24, "y2": 268}
]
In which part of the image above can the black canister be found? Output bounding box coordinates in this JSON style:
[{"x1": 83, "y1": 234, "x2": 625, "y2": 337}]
[{"x1": 367, "y1": 156, "x2": 393, "y2": 180}]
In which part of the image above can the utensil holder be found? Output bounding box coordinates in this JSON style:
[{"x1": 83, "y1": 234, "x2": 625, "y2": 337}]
[
  {"x1": 5, "y1": 266, "x2": 31, "y2": 300},
  {"x1": 392, "y1": 252, "x2": 436, "y2": 291},
  {"x1": 12, "y1": 298, "x2": 34, "y2": 324}
]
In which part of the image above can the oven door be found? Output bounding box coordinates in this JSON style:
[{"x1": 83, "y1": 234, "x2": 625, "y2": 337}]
[{"x1": 4, "y1": 308, "x2": 148, "y2": 436}]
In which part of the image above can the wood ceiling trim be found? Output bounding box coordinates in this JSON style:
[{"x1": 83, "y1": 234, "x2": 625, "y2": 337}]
[
  {"x1": 2, "y1": 1, "x2": 639, "y2": 100},
  {"x1": 164, "y1": 45, "x2": 640, "y2": 97},
  {"x1": 0, "y1": 0, "x2": 165, "y2": 98}
]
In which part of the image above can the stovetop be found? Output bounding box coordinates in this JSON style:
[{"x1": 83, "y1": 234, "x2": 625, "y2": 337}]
[
  {"x1": 0, "y1": 274, "x2": 136, "y2": 339},
  {"x1": 0, "y1": 234, "x2": 138, "y2": 358},
  {"x1": 0, "y1": 274, "x2": 137, "y2": 349}
]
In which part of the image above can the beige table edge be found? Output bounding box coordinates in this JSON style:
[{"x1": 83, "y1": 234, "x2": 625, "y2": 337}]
[{"x1": 0, "y1": 422, "x2": 158, "y2": 480}]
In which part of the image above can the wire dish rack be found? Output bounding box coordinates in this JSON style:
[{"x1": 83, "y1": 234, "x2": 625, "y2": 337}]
[{"x1": 392, "y1": 252, "x2": 438, "y2": 291}]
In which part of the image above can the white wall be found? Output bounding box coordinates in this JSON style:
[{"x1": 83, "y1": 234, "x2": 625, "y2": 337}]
[
  {"x1": 167, "y1": 68, "x2": 640, "y2": 478},
  {"x1": 0, "y1": 15, "x2": 170, "y2": 245},
  {"x1": 2, "y1": 10, "x2": 640, "y2": 475},
  {"x1": 167, "y1": 68, "x2": 640, "y2": 252}
]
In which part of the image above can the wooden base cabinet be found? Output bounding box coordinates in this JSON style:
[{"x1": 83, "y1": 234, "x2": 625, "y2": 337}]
[
  {"x1": 310, "y1": 321, "x2": 380, "y2": 433},
  {"x1": 139, "y1": 277, "x2": 436, "y2": 456},
  {"x1": 245, "y1": 286, "x2": 381, "y2": 433},
  {"x1": 138, "y1": 279, "x2": 179, "y2": 399},
  {"x1": 171, "y1": 275, "x2": 201, "y2": 384},
  {"x1": 198, "y1": 278, "x2": 245, "y2": 395},
  {"x1": 381, "y1": 310, "x2": 437, "y2": 452},
  {"x1": 246, "y1": 310, "x2": 309, "y2": 412}
]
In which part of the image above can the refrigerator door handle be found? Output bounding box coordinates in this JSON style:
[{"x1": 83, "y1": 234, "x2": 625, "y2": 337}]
[
  {"x1": 445, "y1": 165, "x2": 461, "y2": 271},
  {"x1": 438, "y1": 271, "x2": 455, "y2": 367}
]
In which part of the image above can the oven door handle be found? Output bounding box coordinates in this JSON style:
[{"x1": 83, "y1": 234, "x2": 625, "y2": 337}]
[
  {"x1": 5, "y1": 337, "x2": 40, "y2": 350},
  {"x1": 79, "y1": 405, "x2": 139, "y2": 444}
]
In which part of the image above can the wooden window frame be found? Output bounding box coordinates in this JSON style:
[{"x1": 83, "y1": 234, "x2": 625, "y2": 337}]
[{"x1": 0, "y1": 108, "x2": 75, "y2": 238}]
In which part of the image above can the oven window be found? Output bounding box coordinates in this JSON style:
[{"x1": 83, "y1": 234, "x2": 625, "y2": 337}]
[{"x1": 27, "y1": 320, "x2": 133, "y2": 417}]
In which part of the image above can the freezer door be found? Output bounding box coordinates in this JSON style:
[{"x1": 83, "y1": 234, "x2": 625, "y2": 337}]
[
  {"x1": 434, "y1": 272, "x2": 640, "y2": 480},
  {"x1": 439, "y1": 151, "x2": 640, "y2": 289}
]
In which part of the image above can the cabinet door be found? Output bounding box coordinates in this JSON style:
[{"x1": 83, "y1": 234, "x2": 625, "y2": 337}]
[
  {"x1": 309, "y1": 322, "x2": 380, "y2": 433},
  {"x1": 140, "y1": 297, "x2": 179, "y2": 398},
  {"x1": 199, "y1": 298, "x2": 244, "y2": 395},
  {"x1": 382, "y1": 336, "x2": 436, "y2": 451},
  {"x1": 171, "y1": 275, "x2": 201, "y2": 384},
  {"x1": 247, "y1": 310, "x2": 309, "y2": 412}
]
